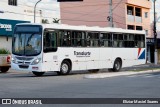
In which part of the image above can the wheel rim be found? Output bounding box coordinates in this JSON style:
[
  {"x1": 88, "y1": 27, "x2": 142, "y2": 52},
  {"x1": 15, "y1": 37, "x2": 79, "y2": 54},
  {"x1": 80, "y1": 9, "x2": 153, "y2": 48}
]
[
  {"x1": 61, "y1": 63, "x2": 68, "y2": 73},
  {"x1": 115, "y1": 61, "x2": 120, "y2": 70}
]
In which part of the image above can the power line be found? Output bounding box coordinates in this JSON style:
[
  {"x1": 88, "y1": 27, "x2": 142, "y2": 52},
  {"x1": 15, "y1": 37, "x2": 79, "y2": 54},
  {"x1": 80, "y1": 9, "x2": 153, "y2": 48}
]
[
  {"x1": 61, "y1": 2, "x2": 126, "y2": 9},
  {"x1": 112, "y1": 0, "x2": 123, "y2": 11},
  {"x1": 4, "y1": 9, "x2": 152, "y2": 26}
]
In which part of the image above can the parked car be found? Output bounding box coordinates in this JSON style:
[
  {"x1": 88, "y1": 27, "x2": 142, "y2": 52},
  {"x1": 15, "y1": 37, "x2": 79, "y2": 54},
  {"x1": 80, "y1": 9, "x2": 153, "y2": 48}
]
[{"x1": 0, "y1": 49, "x2": 11, "y2": 73}]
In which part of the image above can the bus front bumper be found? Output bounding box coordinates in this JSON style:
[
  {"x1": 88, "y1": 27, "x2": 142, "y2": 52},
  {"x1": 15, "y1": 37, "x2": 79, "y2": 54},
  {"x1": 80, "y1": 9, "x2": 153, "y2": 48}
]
[{"x1": 11, "y1": 62, "x2": 43, "y2": 72}]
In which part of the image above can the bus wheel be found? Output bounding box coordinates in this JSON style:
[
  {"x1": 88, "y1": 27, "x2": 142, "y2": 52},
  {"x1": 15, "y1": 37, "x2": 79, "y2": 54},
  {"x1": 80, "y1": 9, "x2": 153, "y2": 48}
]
[
  {"x1": 60, "y1": 60, "x2": 71, "y2": 75},
  {"x1": 112, "y1": 59, "x2": 122, "y2": 72},
  {"x1": 88, "y1": 69, "x2": 99, "y2": 73},
  {"x1": 108, "y1": 59, "x2": 122, "y2": 72},
  {"x1": 0, "y1": 67, "x2": 10, "y2": 73},
  {"x1": 32, "y1": 71, "x2": 45, "y2": 76}
]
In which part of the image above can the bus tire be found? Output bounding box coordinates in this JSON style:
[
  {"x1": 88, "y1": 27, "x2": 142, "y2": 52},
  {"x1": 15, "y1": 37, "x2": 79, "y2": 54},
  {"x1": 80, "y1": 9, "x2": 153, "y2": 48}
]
[
  {"x1": 112, "y1": 59, "x2": 122, "y2": 72},
  {"x1": 88, "y1": 69, "x2": 99, "y2": 73},
  {"x1": 60, "y1": 60, "x2": 71, "y2": 75},
  {"x1": 0, "y1": 67, "x2": 10, "y2": 73},
  {"x1": 108, "y1": 59, "x2": 122, "y2": 72},
  {"x1": 32, "y1": 71, "x2": 45, "y2": 76}
]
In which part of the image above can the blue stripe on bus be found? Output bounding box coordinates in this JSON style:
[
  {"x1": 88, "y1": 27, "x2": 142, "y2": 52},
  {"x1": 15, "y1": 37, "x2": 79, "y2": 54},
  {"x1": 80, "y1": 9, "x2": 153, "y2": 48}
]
[{"x1": 138, "y1": 50, "x2": 145, "y2": 59}]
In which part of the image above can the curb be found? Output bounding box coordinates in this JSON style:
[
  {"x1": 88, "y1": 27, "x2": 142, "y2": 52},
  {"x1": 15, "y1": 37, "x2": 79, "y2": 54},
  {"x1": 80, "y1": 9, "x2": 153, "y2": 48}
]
[{"x1": 84, "y1": 69, "x2": 160, "y2": 79}]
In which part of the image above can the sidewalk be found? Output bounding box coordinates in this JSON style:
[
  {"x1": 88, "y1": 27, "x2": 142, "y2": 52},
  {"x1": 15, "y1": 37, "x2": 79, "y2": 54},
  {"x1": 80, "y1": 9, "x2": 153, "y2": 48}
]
[
  {"x1": 122, "y1": 63, "x2": 160, "y2": 71},
  {"x1": 84, "y1": 63, "x2": 160, "y2": 79}
]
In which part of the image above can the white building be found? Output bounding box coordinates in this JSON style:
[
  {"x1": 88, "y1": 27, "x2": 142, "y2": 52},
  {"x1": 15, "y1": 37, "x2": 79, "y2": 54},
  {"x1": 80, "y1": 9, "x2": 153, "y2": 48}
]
[{"x1": 0, "y1": 0, "x2": 60, "y2": 52}]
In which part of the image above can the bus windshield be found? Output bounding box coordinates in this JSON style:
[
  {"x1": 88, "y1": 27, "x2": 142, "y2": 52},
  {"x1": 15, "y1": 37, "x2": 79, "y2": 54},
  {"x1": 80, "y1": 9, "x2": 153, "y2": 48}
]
[{"x1": 12, "y1": 26, "x2": 42, "y2": 56}]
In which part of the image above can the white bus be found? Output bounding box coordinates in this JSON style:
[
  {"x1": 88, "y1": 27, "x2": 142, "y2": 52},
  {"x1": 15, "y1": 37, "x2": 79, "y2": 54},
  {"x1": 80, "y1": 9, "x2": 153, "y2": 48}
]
[{"x1": 11, "y1": 23, "x2": 146, "y2": 76}]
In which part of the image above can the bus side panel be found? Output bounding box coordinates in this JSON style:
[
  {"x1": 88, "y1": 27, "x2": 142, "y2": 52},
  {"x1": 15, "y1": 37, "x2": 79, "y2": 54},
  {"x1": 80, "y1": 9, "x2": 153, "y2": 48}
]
[
  {"x1": 70, "y1": 48, "x2": 87, "y2": 71},
  {"x1": 42, "y1": 53, "x2": 60, "y2": 72},
  {"x1": 99, "y1": 48, "x2": 113, "y2": 69},
  {"x1": 112, "y1": 48, "x2": 135, "y2": 68},
  {"x1": 133, "y1": 48, "x2": 146, "y2": 65},
  {"x1": 86, "y1": 48, "x2": 100, "y2": 70},
  {"x1": 57, "y1": 47, "x2": 87, "y2": 71}
]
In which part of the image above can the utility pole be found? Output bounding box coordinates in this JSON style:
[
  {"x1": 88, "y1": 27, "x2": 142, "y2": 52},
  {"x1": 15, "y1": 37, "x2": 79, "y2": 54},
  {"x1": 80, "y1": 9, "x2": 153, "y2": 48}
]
[
  {"x1": 34, "y1": 0, "x2": 42, "y2": 23},
  {"x1": 108, "y1": 0, "x2": 113, "y2": 27},
  {"x1": 153, "y1": 0, "x2": 157, "y2": 64}
]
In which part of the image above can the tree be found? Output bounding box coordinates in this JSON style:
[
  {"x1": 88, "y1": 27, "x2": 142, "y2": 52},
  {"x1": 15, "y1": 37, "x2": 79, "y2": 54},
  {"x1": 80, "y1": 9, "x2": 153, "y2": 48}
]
[
  {"x1": 53, "y1": 18, "x2": 60, "y2": 23},
  {"x1": 42, "y1": 19, "x2": 49, "y2": 24}
]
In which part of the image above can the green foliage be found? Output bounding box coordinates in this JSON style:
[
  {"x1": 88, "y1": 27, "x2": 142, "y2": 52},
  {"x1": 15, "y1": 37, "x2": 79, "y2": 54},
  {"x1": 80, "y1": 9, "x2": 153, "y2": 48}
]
[
  {"x1": 0, "y1": 48, "x2": 10, "y2": 54},
  {"x1": 53, "y1": 18, "x2": 60, "y2": 23},
  {"x1": 42, "y1": 19, "x2": 49, "y2": 24}
]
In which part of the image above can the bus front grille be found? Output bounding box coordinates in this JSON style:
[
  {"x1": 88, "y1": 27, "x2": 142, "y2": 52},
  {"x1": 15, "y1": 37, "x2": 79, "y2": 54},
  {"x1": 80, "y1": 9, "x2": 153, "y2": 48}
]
[
  {"x1": 19, "y1": 65, "x2": 29, "y2": 69},
  {"x1": 16, "y1": 57, "x2": 33, "y2": 61}
]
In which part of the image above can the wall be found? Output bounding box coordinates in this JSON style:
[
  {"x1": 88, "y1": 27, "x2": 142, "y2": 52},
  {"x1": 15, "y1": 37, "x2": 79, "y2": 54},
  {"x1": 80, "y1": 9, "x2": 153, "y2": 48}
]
[
  {"x1": 127, "y1": 0, "x2": 151, "y2": 9},
  {"x1": 60, "y1": 0, "x2": 109, "y2": 27},
  {"x1": 60, "y1": 0, "x2": 150, "y2": 30},
  {"x1": 0, "y1": 1, "x2": 40, "y2": 51}
]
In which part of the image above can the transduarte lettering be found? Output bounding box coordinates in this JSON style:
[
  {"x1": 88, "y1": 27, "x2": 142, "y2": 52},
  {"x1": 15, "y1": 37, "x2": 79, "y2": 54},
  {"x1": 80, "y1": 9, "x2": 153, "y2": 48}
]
[{"x1": 74, "y1": 51, "x2": 91, "y2": 57}]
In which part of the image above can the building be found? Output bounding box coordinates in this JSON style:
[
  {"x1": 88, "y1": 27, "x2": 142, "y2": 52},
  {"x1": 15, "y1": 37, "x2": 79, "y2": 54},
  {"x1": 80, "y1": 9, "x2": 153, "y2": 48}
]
[
  {"x1": 0, "y1": 0, "x2": 30, "y2": 52},
  {"x1": 60, "y1": 0, "x2": 152, "y2": 63},
  {"x1": 0, "y1": 0, "x2": 60, "y2": 52},
  {"x1": 60, "y1": 0, "x2": 151, "y2": 36},
  {"x1": 146, "y1": 1, "x2": 160, "y2": 63},
  {"x1": 147, "y1": 22, "x2": 160, "y2": 63}
]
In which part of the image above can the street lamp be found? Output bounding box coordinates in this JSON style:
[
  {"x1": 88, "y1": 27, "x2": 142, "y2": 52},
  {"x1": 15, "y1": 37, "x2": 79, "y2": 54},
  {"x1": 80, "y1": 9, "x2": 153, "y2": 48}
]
[{"x1": 34, "y1": 0, "x2": 42, "y2": 23}]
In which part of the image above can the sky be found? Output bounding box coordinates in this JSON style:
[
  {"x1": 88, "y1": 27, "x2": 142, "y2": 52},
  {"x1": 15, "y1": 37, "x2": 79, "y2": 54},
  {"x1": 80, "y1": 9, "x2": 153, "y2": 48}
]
[
  {"x1": 150, "y1": 0, "x2": 160, "y2": 22},
  {"x1": 21, "y1": 0, "x2": 60, "y2": 22}
]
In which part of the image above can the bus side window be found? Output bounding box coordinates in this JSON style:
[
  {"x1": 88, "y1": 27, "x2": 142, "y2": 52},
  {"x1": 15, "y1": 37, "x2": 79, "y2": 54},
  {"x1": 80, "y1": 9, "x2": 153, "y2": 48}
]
[
  {"x1": 102, "y1": 33, "x2": 112, "y2": 47},
  {"x1": 43, "y1": 30, "x2": 57, "y2": 52},
  {"x1": 61, "y1": 31, "x2": 71, "y2": 47},
  {"x1": 45, "y1": 32, "x2": 50, "y2": 47},
  {"x1": 135, "y1": 34, "x2": 145, "y2": 48},
  {"x1": 86, "y1": 33, "x2": 91, "y2": 47}
]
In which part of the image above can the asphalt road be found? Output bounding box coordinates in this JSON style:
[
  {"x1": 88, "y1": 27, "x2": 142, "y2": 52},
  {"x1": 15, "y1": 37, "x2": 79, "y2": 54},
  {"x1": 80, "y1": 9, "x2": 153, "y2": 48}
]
[{"x1": 0, "y1": 69, "x2": 160, "y2": 107}]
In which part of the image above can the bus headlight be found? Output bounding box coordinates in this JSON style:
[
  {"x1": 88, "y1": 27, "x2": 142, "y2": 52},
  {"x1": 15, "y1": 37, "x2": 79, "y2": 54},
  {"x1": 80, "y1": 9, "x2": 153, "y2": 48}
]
[
  {"x1": 11, "y1": 57, "x2": 16, "y2": 63},
  {"x1": 31, "y1": 58, "x2": 41, "y2": 65}
]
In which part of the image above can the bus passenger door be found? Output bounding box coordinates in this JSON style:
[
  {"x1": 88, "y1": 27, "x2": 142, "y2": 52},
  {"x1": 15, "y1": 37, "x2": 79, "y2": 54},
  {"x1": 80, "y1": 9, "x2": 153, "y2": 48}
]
[{"x1": 42, "y1": 29, "x2": 59, "y2": 71}]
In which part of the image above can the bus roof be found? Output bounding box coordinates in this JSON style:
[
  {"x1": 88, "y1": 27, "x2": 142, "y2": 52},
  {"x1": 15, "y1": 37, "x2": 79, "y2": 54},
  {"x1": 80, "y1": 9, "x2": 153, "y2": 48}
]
[{"x1": 16, "y1": 23, "x2": 145, "y2": 34}]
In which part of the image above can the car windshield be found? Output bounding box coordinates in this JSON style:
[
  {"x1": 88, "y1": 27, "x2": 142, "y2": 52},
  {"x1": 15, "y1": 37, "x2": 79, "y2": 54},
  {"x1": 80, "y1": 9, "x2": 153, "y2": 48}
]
[{"x1": 12, "y1": 33, "x2": 42, "y2": 56}]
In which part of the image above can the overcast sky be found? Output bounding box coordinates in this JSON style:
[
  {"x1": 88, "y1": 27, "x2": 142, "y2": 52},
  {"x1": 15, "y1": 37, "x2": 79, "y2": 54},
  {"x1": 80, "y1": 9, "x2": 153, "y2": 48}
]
[
  {"x1": 148, "y1": 0, "x2": 160, "y2": 22},
  {"x1": 21, "y1": 0, "x2": 60, "y2": 20}
]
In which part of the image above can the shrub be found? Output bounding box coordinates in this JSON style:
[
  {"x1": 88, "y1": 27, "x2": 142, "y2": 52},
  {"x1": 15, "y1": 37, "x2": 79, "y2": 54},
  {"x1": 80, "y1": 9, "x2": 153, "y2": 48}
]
[{"x1": 0, "y1": 48, "x2": 10, "y2": 54}]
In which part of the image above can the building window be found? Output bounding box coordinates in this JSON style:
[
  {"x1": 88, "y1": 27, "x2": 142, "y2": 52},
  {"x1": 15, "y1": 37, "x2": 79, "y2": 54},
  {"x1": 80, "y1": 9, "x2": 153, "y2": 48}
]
[
  {"x1": 127, "y1": 25, "x2": 135, "y2": 30},
  {"x1": 127, "y1": 6, "x2": 134, "y2": 15},
  {"x1": 145, "y1": 12, "x2": 148, "y2": 18},
  {"x1": 136, "y1": 26, "x2": 143, "y2": 30},
  {"x1": 135, "y1": 7, "x2": 141, "y2": 17},
  {"x1": 8, "y1": 0, "x2": 17, "y2": 6}
]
